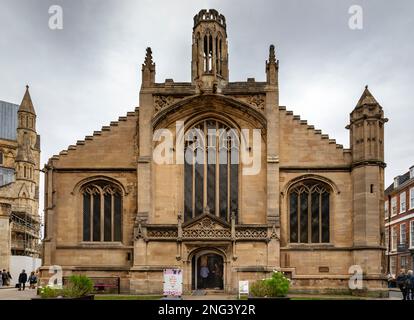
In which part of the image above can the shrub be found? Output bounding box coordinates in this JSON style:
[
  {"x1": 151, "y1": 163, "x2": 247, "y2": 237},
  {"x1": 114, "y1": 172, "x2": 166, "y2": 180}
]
[
  {"x1": 250, "y1": 271, "x2": 290, "y2": 297},
  {"x1": 39, "y1": 286, "x2": 63, "y2": 299},
  {"x1": 250, "y1": 280, "x2": 270, "y2": 297},
  {"x1": 39, "y1": 275, "x2": 94, "y2": 299},
  {"x1": 64, "y1": 275, "x2": 94, "y2": 298}
]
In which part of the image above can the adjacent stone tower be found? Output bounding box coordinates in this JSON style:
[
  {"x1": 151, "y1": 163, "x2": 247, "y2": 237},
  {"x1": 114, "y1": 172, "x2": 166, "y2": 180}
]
[
  {"x1": 348, "y1": 86, "x2": 387, "y2": 286},
  {"x1": 16, "y1": 86, "x2": 39, "y2": 209},
  {"x1": 191, "y1": 9, "x2": 229, "y2": 93}
]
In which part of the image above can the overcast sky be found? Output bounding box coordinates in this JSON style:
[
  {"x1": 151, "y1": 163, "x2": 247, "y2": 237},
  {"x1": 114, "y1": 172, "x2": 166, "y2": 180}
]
[{"x1": 1, "y1": 0, "x2": 413, "y2": 212}]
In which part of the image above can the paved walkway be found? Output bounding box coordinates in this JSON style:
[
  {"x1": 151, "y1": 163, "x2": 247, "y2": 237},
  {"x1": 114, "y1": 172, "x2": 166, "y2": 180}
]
[
  {"x1": 183, "y1": 294, "x2": 235, "y2": 300},
  {"x1": 0, "y1": 287, "x2": 37, "y2": 300},
  {"x1": 0, "y1": 287, "x2": 404, "y2": 300}
]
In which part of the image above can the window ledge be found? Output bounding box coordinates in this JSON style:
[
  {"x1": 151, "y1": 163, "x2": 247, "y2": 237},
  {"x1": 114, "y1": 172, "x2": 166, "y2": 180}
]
[
  {"x1": 285, "y1": 243, "x2": 334, "y2": 250},
  {"x1": 78, "y1": 242, "x2": 124, "y2": 247}
]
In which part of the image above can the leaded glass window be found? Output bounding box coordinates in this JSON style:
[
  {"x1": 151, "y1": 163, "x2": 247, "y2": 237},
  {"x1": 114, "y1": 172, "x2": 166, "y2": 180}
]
[
  {"x1": 184, "y1": 119, "x2": 239, "y2": 223},
  {"x1": 82, "y1": 181, "x2": 122, "y2": 242},
  {"x1": 289, "y1": 180, "x2": 330, "y2": 243}
]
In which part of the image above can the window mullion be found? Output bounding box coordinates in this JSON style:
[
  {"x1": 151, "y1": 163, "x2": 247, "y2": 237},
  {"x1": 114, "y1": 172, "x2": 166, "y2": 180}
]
[
  {"x1": 89, "y1": 193, "x2": 93, "y2": 241},
  {"x1": 111, "y1": 193, "x2": 115, "y2": 241},
  {"x1": 227, "y1": 147, "x2": 230, "y2": 221},
  {"x1": 203, "y1": 121, "x2": 207, "y2": 211},
  {"x1": 319, "y1": 192, "x2": 322, "y2": 243},
  {"x1": 297, "y1": 192, "x2": 301, "y2": 243},
  {"x1": 100, "y1": 191, "x2": 104, "y2": 242},
  {"x1": 215, "y1": 122, "x2": 219, "y2": 217},
  {"x1": 192, "y1": 148, "x2": 195, "y2": 218},
  {"x1": 308, "y1": 192, "x2": 311, "y2": 243}
]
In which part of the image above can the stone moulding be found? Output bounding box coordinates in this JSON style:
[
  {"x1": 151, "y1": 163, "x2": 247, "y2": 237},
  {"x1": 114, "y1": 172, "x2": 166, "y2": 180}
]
[{"x1": 145, "y1": 224, "x2": 270, "y2": 241}]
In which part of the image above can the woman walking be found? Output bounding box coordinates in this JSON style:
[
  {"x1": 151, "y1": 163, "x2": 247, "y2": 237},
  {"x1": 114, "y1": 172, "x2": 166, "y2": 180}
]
[
  {"x1": 396, "y1": 269, "x2": 408, "y2": 300},
  {"x1": 28, "y1": 271, "x2": 37, "y2": 289}
]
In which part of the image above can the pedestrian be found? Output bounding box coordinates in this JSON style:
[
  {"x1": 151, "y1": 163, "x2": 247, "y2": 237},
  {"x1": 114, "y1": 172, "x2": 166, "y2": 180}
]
[
  {"x1": 199, "y1": 265, "x2": 209, "y2": 289},
  {"x1": 18, "y1": 269, "x2": 28, "y2": 291},
  {"x1": 6, "y1": 270, "x2": 12, "y2": 286},
  {"x1": 1, "y1": 270, "x2": 8, "y2": 287},
  {"x1": 396, "y1": 268, "x2": 408, "y2": 300},
  {"x1": 28, "y1": 271, "x2": 37, "y2": 289},
  {"x1": 407, "y1": 270, "x2": 414, "y2": 300}
]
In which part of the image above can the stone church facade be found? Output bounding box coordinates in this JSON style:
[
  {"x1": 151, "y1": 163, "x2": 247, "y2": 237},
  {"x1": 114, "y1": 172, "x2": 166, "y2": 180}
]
[
  {"x1": 0, "y1": 87, "x2": 41, "y2": 271},
  {"x1": 42, "y1": 9, "x2": 388, "y2": 295}
]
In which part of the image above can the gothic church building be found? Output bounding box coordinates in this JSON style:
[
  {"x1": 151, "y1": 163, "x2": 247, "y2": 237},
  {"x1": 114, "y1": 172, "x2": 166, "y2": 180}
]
[
  {"x1": 0, "y1": 87, "x2": 41, "y2": 271},
  {"x1": 42, "y1": 9, "x2": 388, "y2": 295}
]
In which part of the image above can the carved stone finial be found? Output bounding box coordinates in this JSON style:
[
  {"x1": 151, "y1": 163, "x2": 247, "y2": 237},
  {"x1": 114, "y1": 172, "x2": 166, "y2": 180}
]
[
  {"x1": 203, "y1": 206, "x2": 210, "y2": 215},
  {"x1": 144, "y1": 47, "x2": 154, "y2": 67},
  {"x1": 269, "y1": 44, "x2": 276, "y2": 64}
]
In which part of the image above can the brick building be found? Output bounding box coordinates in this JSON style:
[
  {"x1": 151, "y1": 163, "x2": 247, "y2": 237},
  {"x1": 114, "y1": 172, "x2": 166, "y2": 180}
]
[{"x1": 385, "y1": 166, "x2": 414, "y2": 275}]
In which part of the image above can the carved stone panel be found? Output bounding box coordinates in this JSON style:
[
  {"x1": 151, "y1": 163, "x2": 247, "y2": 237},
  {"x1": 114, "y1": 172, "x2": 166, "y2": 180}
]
[
  {"x1": 235, "y1": 227, "x2": 267, "y2": 240},
  {"x1": 231, "y1": 94, "x2": 265, "y2": 112},
  {"x1": 153, "y1": 95, "x2": 183, "y2": 113},
  {"x1": 183, "y1": 215, "x2": 231, "y2": 239}
]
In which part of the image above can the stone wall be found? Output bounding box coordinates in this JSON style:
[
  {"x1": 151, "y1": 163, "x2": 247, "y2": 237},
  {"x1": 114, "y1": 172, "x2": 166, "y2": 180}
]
[{"x1": 0, "y1": 203, "x2": 11, "y2": 270}]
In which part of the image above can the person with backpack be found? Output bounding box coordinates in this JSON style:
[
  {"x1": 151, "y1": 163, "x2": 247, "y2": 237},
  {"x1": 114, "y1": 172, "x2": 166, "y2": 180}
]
[
  {"x1": 28, "y1": 271, "x2": 37, "y2": 289},
  {"x1": 396, "y1": 269, "x2": 409, "y2": 300}
]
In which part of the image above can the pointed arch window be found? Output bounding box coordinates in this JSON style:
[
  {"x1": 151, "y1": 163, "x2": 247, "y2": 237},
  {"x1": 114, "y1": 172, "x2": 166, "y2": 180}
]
[
  {"x1": 82, "y1": 180, "x2": 122, "y2": 242},
  {"x1": 289, "y1": 180, "x2": 330, "y2": 243},
  {"x1": 184, "y1": 119, "x2": 239, "y2": 223}
]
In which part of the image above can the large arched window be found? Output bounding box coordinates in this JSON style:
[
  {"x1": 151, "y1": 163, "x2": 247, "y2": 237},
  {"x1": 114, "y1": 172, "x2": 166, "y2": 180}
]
[
  {"x1": 81, "y1": 180, "x2": 122, "y2": 242},
  {"x1": 289, "y1": 180, "x2": 330, "y2": 243},
  {"x1": 184, "y1": 119, "x2": 239, "y2": 223}
]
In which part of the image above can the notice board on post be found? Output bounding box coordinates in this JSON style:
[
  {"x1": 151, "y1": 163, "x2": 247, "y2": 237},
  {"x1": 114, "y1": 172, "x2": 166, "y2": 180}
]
[{"x1": 163, "y1": 269, "x2": 183, "y2": 296}]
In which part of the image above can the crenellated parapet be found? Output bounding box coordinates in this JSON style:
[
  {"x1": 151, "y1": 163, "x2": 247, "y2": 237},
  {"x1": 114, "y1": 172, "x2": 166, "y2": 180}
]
[{"x1": 193, "y1": 9, "x2": 226, "y2": 30}]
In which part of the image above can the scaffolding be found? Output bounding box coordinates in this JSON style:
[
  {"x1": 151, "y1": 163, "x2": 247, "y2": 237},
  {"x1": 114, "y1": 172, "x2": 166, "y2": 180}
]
[{"x1": 10, "y1": 208, "x2": 41, "y2": 257}]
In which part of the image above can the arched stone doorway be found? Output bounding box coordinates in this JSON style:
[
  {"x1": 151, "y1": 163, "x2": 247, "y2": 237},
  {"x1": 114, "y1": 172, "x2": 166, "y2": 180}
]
[{"x1": 191, "y1": 250, "x2": 224, "y2": 290}]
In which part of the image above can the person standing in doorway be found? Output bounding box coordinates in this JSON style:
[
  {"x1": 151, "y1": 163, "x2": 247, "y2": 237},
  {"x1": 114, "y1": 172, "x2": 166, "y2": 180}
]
[
  {"x1": 200, "y1": 265, "x2": 209, "y2": 289},
  {"x1": 18, "y1": 270, "x2": 28, "y2": 291}
]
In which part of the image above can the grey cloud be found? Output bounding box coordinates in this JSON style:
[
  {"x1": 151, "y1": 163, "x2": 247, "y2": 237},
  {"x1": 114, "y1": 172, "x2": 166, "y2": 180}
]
[{"x1": 0, "y1": 0, "x2": 413, "y2": 210}]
